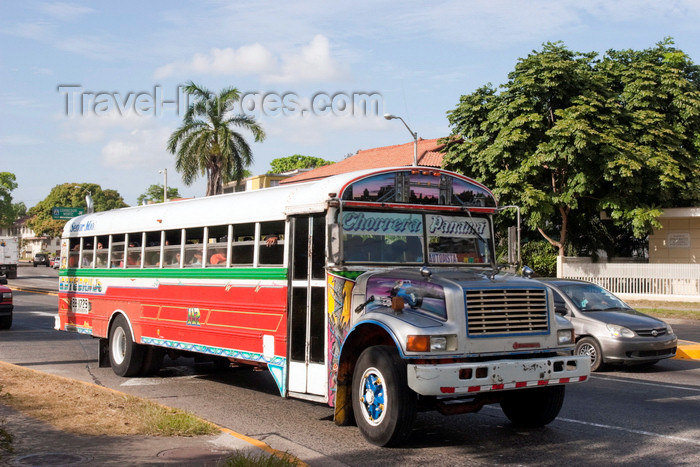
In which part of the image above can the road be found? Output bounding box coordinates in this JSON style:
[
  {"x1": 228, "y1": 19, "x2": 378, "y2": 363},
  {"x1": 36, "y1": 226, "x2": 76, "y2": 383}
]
[{"x1": 2, "y1": 264, "x2": 700, "y2": 466}]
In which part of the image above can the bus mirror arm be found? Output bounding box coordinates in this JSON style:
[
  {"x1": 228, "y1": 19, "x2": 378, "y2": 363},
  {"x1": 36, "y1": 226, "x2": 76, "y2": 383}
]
[
  {"x1": 355, "y1": 295, "x2": 375, "y2": 314},
  {"x1": 328, "y1": 223, "x2": 341, "y2": 264}
]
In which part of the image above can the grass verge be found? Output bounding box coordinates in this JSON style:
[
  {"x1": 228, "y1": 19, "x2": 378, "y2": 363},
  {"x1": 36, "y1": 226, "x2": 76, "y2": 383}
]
[
  {"x1": 0, "y1": 362, "x2": 301, "y2": 466},
  {"x1": 0, "y1": 361, "x2": 217, "y2": 437}
]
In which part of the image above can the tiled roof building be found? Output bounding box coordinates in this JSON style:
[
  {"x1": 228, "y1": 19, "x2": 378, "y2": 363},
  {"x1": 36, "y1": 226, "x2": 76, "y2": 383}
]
[{"x1": 280, "y1": 138, "x2": 445, "y2": 185}]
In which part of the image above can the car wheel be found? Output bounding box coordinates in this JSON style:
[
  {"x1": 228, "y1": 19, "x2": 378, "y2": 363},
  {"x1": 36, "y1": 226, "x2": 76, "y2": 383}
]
[
  {"x1": 576, "y1": 337, "x2": 604, "y2": 372},
  {"x1": 0, "y1": 314, "x2": 11, "y2": 330},
  {"x1": 109, "y1": 315, "x2": 145, "y2": 377},
  {"x1": 352, "y1": 345, "x2": 416, "y2": 446},
  {"x1": 500, "y1": 385, "x2": 565, "y2": 427}
]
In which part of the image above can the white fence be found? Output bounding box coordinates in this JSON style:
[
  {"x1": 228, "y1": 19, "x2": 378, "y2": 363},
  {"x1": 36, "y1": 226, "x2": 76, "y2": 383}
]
[{"x1": 558, "y1": 257, "x2": 700, "y2": 301}]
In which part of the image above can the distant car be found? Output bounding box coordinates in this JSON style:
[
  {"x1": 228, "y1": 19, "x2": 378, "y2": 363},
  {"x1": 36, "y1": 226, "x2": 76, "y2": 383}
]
[
  {"x1": 541, "y1": 279, "x2": 677, "y2": 371},
  {"x1": 52, "y1": 256, "x2": 61, "y2": 269},
  {"x1": 33, "y1": 253, "x2": 50, "y2": 267},
  {"x1": 0, "y1": 284, "x2": 12, "y2": 329},
  {"x1": 0, "y1": 274, "x2": 7, "y2": 285}
]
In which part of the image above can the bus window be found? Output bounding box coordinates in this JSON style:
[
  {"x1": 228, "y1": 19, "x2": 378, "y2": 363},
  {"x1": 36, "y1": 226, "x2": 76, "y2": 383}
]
[
  {"x1": 125, "y1": 234, "x2": 142, "y2": 268},
  {"x1": 163, "y1": 230, "x2": 181, "y2": 267},
  {"x1": 143, "y1": 231, "x2": 161, "y2": 267},
  {"x1": 292, "y1": 217, "x2": 309, "y2": 280},
  {"x1": 110, "y1": 234, "x2": 125, "y2": 268},
  {"x1": 95, "y1": 236, "x2": 109, "y2": 267},
  {"x1": 184, "y1": 227, "x2": 204, "y2": 268},
  {"x1": 68, "y1": 239, "x2": 80, "y2": 268},
  {"x1": 259, "y1": 220, "x2": 284, "y2": 266},
  {"x1": 207, "y1": 225, "x2": 228, "y2": 267},
  {"x1": 232, "y1": 223, "x2": 254, "y2": 266},
  {"x1": 311, "y1": 215, "x2": 325, "y2": 279},
  {"x1": 82, "y1": 239, "x2": 94, "y2": 268}
]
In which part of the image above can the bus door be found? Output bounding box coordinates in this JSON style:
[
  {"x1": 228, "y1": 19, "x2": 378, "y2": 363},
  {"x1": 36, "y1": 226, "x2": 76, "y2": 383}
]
[{"x1": 288, "y1": 214, "x2": 327, "y2": 398}]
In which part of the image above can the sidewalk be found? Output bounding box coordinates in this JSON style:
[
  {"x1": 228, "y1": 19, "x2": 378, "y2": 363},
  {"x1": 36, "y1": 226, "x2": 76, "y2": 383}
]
[{"x1": 0, "y1": 402, "x2": 296, "y2": 466}]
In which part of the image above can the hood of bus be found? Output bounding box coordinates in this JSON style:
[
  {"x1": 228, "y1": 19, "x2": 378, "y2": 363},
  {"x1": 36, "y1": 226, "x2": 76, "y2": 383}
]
[{"x1": 351, "y1": 268, "x2": 569, "y2": 358}]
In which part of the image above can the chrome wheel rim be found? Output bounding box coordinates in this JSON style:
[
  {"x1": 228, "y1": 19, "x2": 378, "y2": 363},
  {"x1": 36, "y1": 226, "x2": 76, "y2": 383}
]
[
  {"x1": 358, "y1": 366, "x2": 386, "y2": 426},
  {"x1": 111, "y1": 326, "x2": 127, "y2": 365}
]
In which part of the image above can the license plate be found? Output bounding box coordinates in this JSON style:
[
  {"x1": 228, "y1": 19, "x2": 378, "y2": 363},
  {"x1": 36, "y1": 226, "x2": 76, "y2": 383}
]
[{"x1": 71, "y1": 297, "x2": 91, "y2": 313}]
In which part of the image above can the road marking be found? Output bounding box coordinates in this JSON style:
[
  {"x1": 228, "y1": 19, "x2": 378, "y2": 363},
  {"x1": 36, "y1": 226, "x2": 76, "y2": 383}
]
[
  {"x1": 484, "y1": 405, "x2": 700, "y2": 445},
  {"x1": 556, "y1": 417, "x2": 700, "y2": 445},
  {"x1": 28, "y1": 311, "x2": 58, "y2": 317},
  {"x1": 591, "y1": 375, "x2": 700, "y2": 392}
]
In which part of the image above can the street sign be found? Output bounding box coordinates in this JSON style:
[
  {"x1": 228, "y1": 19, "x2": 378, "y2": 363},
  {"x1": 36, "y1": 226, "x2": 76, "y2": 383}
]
[{"x1": 52, "y1": 207, "x2": 85, "y2": 220}]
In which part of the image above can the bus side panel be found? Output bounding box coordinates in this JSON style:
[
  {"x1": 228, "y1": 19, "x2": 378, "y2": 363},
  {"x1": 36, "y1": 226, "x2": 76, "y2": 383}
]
[
  {"x1": 327, "y1": 273, "x2": 356, "y2": 407},
  {"x1": 58, "y1": 275, "x2": 289, "y2": 361}
]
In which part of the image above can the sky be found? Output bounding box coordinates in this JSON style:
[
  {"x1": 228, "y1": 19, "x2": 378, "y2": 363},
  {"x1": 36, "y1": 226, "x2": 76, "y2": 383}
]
[{"x1": 1, "y1": 0, "x2": 700, "y2": 208}]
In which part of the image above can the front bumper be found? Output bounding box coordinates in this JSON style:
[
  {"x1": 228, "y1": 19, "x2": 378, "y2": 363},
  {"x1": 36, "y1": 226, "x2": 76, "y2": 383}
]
[
  {"x1": 407, "y1": 355, "x2": 590, "y2": 397},
  {"x1": 599, "y1": 335, "x2": 678, "y2": 364}
]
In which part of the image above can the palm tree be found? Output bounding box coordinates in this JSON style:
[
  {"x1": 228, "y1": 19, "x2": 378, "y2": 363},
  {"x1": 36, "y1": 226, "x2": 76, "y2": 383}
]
[{"x1": 167, "y1": 82, "x2": 265, "y2": 196}]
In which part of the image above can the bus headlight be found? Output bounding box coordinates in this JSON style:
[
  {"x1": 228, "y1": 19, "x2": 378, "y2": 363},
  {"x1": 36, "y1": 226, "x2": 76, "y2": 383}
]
[
  {"x1": 406, "y1": 335, "x2": 457, "y2": 352},
  {"x1": 557, "y1": 329, "x2": 574, "y2": 345}
]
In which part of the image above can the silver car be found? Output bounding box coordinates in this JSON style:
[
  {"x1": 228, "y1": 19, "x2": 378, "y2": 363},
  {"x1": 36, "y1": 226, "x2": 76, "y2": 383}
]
[{"x1": 541, "y1": 279, "x2": 677, "y2": 371}]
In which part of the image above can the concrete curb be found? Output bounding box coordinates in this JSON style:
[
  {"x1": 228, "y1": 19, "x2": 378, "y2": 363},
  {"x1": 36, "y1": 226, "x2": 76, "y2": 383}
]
[{"x1": 675, "y1": 340, "x2": 700, "y2": 361}]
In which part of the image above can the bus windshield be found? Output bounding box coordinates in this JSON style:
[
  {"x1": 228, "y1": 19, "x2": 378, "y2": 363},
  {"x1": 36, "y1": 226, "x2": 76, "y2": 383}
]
[{"x1": 340, "y1": 210, "x2": 493, "y2": 265}]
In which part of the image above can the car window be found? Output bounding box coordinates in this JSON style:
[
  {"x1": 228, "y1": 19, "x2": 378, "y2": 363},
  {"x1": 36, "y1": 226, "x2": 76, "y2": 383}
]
[
  {"x1": 551, "y1": 289, "x2": 569, "y2": 314},
  {"x1": 559, "y1": 283, "x2": 630, "y2": 311}
]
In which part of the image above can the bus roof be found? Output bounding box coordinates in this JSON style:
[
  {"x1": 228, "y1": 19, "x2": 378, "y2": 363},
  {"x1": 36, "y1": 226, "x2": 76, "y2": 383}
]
[{"x1": 62, "y1": 167, "x2": 495, "y2": 237}]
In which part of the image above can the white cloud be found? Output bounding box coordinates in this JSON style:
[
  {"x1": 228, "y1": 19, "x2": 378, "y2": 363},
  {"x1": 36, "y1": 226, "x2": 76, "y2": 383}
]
[
  {"x1": 267, "y1": 34, "x2": 347, "y2": 84},
  {"x1": 155, "y1": 43, "x2": 277, "y2": 79},
  {"x1": 100, "y1": 127, "x2": 171, "y2": 170},
  {"x1": 154, "y1": 35, "x2": 348, "y2": 83}
]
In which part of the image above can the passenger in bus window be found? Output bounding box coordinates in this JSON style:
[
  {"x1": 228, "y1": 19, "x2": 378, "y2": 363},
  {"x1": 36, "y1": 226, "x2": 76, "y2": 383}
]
[
  {"x1": 190, "y1": 250, "x2": 203, "y2": 266},
  {"x1": 127, "y1": 251, "x2": 140, "y2": 266},
  {"x1": 167, "y1": 251, "x2": 181, "y2": 266},
  {"x1": 265, "y1": 235, "x2": 279, "y2": 246},
  {"x1": 209, "y1": 249, "x2": 226, "y2": 265}
]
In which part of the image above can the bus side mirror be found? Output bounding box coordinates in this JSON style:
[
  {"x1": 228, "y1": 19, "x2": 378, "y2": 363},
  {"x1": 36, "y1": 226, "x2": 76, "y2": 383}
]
[{"x1": 328, "y1": 223, "x2": 340, "y2": 265}]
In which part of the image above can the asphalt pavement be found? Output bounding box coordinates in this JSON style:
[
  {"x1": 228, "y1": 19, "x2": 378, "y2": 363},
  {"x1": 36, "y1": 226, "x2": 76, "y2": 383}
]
[{"x1": 2, "y1": 265, "x2": 698, "y2": 466}]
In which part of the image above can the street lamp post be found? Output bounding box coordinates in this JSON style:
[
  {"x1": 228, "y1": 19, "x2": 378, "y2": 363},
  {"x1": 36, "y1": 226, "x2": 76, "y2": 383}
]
[
  {"x1": 383, "y1": 113, "x2": 418, "y2": 166},
  {"x1": 158, "y1": 168, "x2": 168, "y2": 202}
]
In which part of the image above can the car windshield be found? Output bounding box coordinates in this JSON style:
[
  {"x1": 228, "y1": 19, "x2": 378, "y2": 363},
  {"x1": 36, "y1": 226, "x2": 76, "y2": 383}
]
[{"x1": 558, "y1": 283, "x2": 631, "y2": 312}]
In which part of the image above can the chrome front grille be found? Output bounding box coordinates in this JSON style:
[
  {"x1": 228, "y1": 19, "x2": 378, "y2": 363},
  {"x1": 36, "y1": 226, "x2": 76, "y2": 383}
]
[
  {"x1": 636, "y1": 328, "x2": 668, "y2": 337},
  {"x1": 466, "y1": 288, "x2": 549, "y2": 335}
]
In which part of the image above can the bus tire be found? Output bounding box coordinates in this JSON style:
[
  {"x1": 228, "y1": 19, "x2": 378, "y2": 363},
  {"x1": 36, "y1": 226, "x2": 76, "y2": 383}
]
[
  {"x1": 352, "y1": 345, "x2": 416, "y2": 446},
  {"x1": 139, "y1": 346, "x2": 165, "y2": 376},
  {"x1": 109, "y1": 315, "x2": 145, "y2": 377},
  {"x1": 500, "y1": 385, "x2": 565, "y2": 427}
]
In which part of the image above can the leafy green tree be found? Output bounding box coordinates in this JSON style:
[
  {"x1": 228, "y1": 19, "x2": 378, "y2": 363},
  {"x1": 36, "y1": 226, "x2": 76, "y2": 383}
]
[
  {"x1": 168, "y1": 81, "x2": 266, "y2": 196},
  {"x1": 0, "y1": 172, "x2": 20, "y2": 227},
  {"x1": 27, "y1": 183, "x2": 128, "y2": 237},
  {"x1": 268, "y1": 155, "x2": 332, "y2": 173},
  {"x1": 443, "y1": 39, "x2": 700, "y2": 256},
  {"x1": 136, "y1": 184, "x2": 182, "y2": 205}
]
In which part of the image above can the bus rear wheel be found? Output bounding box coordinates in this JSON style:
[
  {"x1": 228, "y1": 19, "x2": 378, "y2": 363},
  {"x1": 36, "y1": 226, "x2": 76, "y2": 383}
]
[
  {"x1": 352, "y1": 346, "x2": 416, "y2": 446},
  {"x1": 109, "y1": 315, "x2": 145, "y2": 377},
  {"x1": 500, "y1": 385, "x2": 565, "y2": 427}
]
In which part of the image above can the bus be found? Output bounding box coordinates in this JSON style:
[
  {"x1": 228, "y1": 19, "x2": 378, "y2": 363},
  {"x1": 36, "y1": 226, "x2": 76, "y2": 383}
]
[{"x1": 56, "y1": 166, "x2": 589, "y2": 446}]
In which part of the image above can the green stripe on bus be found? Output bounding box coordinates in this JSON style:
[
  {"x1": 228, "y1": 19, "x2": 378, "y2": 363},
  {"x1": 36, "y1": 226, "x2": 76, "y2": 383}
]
[{"x1": 59, "y1": 267, "x2": 288, "y2": 280}]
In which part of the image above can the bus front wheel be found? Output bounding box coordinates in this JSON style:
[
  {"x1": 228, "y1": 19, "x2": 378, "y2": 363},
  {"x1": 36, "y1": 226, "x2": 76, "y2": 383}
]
[
  {"x1": 109, "y1": 315, "x2": 145, "y2": 377},
  {"x1": 352, "y1": 346, "x2": 416, "y2": 446}
]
